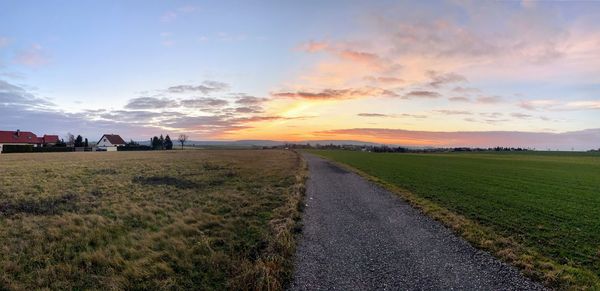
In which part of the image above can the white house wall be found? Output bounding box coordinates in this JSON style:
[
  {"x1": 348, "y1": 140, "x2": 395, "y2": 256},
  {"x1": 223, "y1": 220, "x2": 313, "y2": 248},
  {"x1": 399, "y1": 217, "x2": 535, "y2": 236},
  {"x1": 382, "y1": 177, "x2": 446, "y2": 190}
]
[{"x1": 97, "y1": 136, "x2": 114, "y2": 147}]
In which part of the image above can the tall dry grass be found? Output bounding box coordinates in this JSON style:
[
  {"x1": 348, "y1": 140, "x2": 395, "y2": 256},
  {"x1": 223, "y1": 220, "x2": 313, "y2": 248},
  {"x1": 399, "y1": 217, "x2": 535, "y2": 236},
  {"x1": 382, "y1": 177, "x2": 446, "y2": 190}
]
[{"x1": 0, "y1": 150, "x2": 305, "y2": 290}]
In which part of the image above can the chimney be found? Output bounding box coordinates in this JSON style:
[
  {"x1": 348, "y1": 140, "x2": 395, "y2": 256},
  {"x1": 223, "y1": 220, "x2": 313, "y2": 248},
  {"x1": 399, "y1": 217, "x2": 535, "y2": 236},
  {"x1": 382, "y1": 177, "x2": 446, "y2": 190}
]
[{"x1": 16, "y1": 129, "x2": 20, "y2": 137}]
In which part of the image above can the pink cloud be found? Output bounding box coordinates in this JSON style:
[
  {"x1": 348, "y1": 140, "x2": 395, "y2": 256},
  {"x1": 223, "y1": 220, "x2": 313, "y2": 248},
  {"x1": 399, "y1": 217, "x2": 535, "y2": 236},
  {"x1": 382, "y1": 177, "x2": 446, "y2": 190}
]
[
  {"x1": 476, "y1": 95, "x2": 503, "y2": 104},
  {"x1": 336, "y1": 50, "x2": 383, "y2": 67},
  {"x1": 297, "y1": 41, "x2": 329, "y2": 53},
  {"x1": 0, "y1": 37, "x2": 10, "y2": 48},
  {"x1": 448, "y1": 96, "x2": 471, "y2": 102},
  {"x1": 160, "y1": 11, "x2": 177, "y2": 22},
  {"x1": 519, "y1": 99, "x2": 600, "y2": 111},
  {"x1": 364, "y1": 76, "x2": 404, "y2": 85},
  {"x1": 14, "y1": 44, "x2": 49, "y2": 67},
  {"x1": 160, "y1": 6, "x2": 197, "y2": 23}
]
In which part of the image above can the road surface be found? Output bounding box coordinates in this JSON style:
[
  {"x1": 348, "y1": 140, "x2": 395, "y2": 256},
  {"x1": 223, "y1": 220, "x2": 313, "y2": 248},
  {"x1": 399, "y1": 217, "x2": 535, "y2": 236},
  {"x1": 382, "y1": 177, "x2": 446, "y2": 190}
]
[{"x1": 290, "y1": 153, "x2": 544, "y2": 290}]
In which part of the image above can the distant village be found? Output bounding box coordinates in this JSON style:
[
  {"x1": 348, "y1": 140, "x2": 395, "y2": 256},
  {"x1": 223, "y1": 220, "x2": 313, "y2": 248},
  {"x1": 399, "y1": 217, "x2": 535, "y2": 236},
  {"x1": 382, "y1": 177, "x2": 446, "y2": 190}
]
[{"x1": 0, "y1": 129, "x2": 188, "y2": 154}]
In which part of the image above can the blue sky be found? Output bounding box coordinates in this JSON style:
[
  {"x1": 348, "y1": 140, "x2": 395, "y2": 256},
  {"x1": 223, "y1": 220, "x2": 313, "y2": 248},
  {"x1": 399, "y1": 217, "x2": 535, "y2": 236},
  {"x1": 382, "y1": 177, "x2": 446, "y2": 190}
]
[{"x1": 1, "y1": 0, "x2": 599, "y2": 149}]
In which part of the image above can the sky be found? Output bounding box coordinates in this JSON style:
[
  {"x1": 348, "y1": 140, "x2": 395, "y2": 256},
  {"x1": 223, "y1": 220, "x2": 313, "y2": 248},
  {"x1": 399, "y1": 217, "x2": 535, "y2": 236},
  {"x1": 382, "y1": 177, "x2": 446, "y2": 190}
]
[{"x1": 1, "y1": 0, "x2": 599, "y2": 150}]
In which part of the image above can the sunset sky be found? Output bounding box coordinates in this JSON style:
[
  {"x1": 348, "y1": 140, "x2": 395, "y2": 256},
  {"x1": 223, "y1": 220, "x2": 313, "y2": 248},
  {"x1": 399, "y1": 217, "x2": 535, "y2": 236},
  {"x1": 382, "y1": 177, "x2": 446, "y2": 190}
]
[{"x1": 1, "y1": 0, "x2": 599, "y2": 149}]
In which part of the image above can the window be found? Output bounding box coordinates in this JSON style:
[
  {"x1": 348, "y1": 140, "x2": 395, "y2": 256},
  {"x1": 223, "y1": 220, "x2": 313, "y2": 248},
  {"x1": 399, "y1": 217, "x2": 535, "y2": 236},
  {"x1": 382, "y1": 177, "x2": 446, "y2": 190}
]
[{"x1": 104, "y1": 139, "x2": 107, "y2": 142}]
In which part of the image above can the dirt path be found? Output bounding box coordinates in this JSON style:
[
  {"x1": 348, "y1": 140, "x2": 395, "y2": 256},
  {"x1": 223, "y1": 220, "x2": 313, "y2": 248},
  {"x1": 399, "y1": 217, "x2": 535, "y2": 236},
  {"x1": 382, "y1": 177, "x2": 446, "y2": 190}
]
[{"x1": 290, "y1": 153, "x2": 544, "y2": 290}]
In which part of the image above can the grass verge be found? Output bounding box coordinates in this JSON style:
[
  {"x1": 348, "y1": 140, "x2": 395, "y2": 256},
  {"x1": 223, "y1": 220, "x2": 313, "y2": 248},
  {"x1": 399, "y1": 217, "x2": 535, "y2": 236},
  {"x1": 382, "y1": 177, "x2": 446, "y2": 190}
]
[{"x1": 229, "y1": 150, "x2": 307, "y2": 290}]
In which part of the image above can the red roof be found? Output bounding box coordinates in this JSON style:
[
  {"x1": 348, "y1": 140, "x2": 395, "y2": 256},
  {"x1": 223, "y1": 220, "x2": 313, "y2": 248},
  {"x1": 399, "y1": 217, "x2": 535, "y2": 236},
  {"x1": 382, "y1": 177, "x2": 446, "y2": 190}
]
[
  {"x1": 43, "y1": 135, "x2": 59, "y2": 143},
  {"x1": 0, "y1": 130, "x2": 60, "y2": 145},
  {"x1": 100, "y1": 134, "x2": 126, "y2": 145},
  {"x1": 0, "y1": 131, "x2": 39, "y2": 144}
]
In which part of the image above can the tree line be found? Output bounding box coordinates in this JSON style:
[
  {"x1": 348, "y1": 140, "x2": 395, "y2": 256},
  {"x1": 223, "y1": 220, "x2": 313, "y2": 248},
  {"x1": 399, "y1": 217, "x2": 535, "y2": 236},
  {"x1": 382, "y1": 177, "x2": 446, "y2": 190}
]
[
  {"x1": 149, "y1": 134, "x2": 173, "y2": 150},
  {"x1": 123, "y1": 134, "x2": 189, "y2": 150},
  {"x1": 270, "y1": 143, "x2": 534, "y2": 153}
]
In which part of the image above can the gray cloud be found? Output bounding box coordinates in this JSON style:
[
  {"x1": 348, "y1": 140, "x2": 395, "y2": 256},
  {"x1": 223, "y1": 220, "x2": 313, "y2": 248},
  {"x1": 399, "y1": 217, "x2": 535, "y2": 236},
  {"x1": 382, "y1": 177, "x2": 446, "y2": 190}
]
[
  {"x1": 167, "y1": 81, "x2": 229, "y2": 94},
  {"x1": 511, "y1": 112, "x2": 533, "y2": 119},
  {"x1": 452, "y1": 86, "x2": 481, "y2": 94},
  {"x1": 235, "y1": 95, "x2": 269, "y2": 105},
  {"x1": 235, "y1": 106, "x2": 263, "y2": 114},
  {"x1": 180, "y1": 97, "x2": 229, "y2": 108},
  {"x1": 427, "y1": 71, "x2": 467, "y2": 88},
  {"x1": 96, "y1": 110, "x2": 185, "y2": 124},
  {"x1": 376, "y1": 4, "x2": 567, "y2": 64},
  {"x1": 480, "y1": 112, "x2": 504, "y2": 118},
  {"x1": 358, "y1": 113, "x2": 390, "y2": 117},
  {"x1": 358, "y1": 112, "x2": 427, "y2": 118},
  {"x1": 399, "y1": 113, "x2": 427, "y2": 119},
  {"x1": 125, "y1": 97, "x2": 178, "y2": 109},
  {"x1": 273, "y1": 87, "x2": 397, "y2": 100},
  {"x1": 435, "y1": 110, "x2": 472, "y2": 115},
  {"x1": 0, "y1": 79, "x2": 54, "y2": 108},
  {"x1": 402, "y1": 90, "x2": 441, "y2": 99}
]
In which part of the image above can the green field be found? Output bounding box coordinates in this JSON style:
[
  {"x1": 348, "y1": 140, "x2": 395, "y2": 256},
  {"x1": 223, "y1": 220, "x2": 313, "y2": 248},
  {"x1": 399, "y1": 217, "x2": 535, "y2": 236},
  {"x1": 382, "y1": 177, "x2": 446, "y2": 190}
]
[
  {"x1": 309, "y1": 150, "x2": 600, "y2": 288},
  {"x1": 0, "y1": 150, "x2": 305, "y2": 290}
]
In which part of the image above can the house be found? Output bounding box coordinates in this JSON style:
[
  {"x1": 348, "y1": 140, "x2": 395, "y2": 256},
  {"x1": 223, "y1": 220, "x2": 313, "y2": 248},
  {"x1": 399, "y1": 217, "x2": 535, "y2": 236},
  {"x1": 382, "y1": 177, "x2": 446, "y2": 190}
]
[
  {"x1": 96, "y1": 134, "x2": 126, "y2": 151},
  {"x1": 39, "y1": 135, "x2": 60, "y2": 146},
  {"x1": 0, "y1": 130, "x2": 60, "y2": 153}
]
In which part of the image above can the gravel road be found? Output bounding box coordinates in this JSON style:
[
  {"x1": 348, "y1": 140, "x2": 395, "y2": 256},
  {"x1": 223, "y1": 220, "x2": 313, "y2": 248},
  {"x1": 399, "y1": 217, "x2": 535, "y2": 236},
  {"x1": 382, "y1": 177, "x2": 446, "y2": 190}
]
[{"x1": 290, "y1": 153, "x2": 544, "y2": 291}]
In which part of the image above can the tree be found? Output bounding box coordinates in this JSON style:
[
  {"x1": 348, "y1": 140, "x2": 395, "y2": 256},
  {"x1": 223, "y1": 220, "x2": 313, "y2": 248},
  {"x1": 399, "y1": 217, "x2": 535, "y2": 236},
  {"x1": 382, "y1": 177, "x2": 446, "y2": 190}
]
[
  {"x1": 151, "y1": 136, "x2": 160, "y2": 150},
  {"x1": 74, "y1": 135, "x2": 83, "y2": 147},
  {"x1": 84, "y1": 138, "x2": 89, "y2": 148},
  {"x1": 164, "y1": 135, "x2": 173, "y2": 150},
  {"x1": 55, "y1": 139, "x2": 67, "y2": 147},
  {"x1": 178, "y1": 134, "x2": 188, "y2": 150},
  {"x1": 66, "y1": 133, "x2": 75, "y2": 147},
  {"x1": 159, "y1": 134, "x2": 165, "y2": 150}
]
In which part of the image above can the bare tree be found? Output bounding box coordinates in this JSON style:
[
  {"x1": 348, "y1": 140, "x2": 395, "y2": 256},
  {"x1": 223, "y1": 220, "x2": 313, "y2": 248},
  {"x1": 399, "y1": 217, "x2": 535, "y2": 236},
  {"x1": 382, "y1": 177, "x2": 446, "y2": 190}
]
[
  {"x1": 178, "y1": 134, "x2": 188, "y2": 150},
  {"x1": 65, "y1": 133, "x2": 75, "y2": 147}
]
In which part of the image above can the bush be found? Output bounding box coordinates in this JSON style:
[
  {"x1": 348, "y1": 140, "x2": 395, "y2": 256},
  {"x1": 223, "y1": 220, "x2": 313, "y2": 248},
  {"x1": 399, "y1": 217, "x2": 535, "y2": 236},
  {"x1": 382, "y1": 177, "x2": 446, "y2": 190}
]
[
  {"x1": 1, "y1": 145, "x2": 34, "y2": 153},
  {"x1": 117, "y1": 145, "x2": 152, "y2": 151},
  {"x1": 1, "y1": 145, "x2": 77, "y2": 153},
  {"x1": 33, "y1": 147, "x2": 75, "y2": 153}
]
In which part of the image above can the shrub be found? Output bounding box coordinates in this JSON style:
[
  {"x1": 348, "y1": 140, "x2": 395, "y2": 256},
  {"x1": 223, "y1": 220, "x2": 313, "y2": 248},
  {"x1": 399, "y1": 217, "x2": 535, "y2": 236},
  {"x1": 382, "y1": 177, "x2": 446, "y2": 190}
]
[
  {"x1": 118, "y1": 145, "x2": 152, "y2": 151},
  {"x1": 1, "y1": 145, "x2": 34, "y2": 153},
  {"x1": 33, "y1": 147, "x2": 75, "y2": 153}
]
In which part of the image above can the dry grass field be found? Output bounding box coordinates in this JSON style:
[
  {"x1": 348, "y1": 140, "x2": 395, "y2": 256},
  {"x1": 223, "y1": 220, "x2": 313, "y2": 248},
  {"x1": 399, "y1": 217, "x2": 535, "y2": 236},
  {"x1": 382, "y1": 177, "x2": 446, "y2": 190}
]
[{"x1": 0, "y1": 150, "x2": 305, "y2": 290}]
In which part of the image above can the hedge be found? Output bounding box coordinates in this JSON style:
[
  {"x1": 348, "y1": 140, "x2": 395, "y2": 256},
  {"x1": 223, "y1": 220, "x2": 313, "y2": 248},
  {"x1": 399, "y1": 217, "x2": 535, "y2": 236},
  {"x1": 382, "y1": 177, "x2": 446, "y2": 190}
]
[
  {"x1": 33, "y1": 147, "x2": 75, "y2": 153},
  {"x1": 117, "y1": 145, "x2": 152, "y2": 151},
  {"x1": 1, "y1": 145, "x2": 34, "y2": 153},
  {"x1": 1, "y1": 145, "x2": 75, "y2": 153}
]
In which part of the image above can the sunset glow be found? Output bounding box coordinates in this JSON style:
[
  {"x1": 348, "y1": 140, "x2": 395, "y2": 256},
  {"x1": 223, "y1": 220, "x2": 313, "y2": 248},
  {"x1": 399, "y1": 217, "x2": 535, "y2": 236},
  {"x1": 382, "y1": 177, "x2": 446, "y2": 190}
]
[{"x1": 1, "y1": 1, "x2": 599, "y2": 149}]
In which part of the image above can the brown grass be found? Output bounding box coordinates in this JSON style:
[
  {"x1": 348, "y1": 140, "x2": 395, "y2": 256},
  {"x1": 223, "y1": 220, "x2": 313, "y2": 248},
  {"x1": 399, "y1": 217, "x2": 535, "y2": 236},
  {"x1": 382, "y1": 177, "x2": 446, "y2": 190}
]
[{"x1": 0, "y1": 150, "x2": 306, "y2": 290}]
